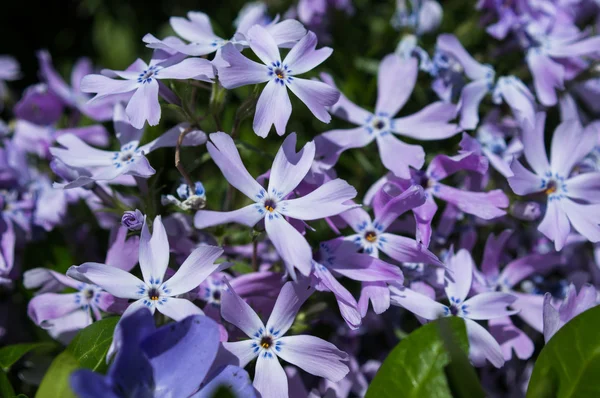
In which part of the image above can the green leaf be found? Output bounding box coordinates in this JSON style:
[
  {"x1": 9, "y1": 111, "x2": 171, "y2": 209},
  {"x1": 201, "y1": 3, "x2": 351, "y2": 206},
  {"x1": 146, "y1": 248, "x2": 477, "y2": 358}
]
[
  {"x1": 527, "y1": 305, "x2": 600, "y2": 398},
  {"x1": 36, "y1": 317, "x2": 120, "y2": 398},
  {"x1": 0, "y1": 342, "x2": 54, "y2": 372},
  {"x1": 0, "y1": 370, "x2": 15, "y2": 398},
  {"x1": 35, "y1": 351, "x2": 78, "y2": 398},
  {"x1": 366, "y1": 317, "x2": 474, "y2": 398},
  {"x1": 67, "y1": 316, "x2": 119, "y2": 373}
]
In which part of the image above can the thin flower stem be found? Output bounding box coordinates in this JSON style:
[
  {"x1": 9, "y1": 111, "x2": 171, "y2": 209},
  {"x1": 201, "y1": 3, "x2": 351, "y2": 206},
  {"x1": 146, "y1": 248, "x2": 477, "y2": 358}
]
[
  {"x1": 188, "y1": 81, "x2": 213, "y2": 91},
  {"x1": 175, "y1": 126, "x2": 197, "y2": 191},
  {"x1": 90, "y1": 183, "x2": 119, "y2": 209},
  {"x1": 252, "y1": 239, "x2": 258, "y2": 271}
]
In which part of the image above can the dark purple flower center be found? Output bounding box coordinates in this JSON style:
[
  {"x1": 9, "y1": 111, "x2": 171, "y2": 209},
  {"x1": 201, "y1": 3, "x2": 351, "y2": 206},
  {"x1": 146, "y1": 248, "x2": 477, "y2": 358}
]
[
  {"x1": 274, "y1": 68, "x2": 285, "y2": 79},
  {"x1": 148, "y1": 287, "x2": 160, "y2": 301},
  {"x1": 364, "y1": 231, "x2": 377, "y2": 242},
  {"x1": 374, "y1": 120, "x2": 385, "y2": 130},
  {"x1": 212, "y1": 290, "x2": 221, "y2": 301},
  {"x1": 260, "y1": 336, "x2": 273, "y2": 349},
  {"x1": 264, "y1": 199, "x2": 277, "y2": 213},
  {"x1": 449, "y1": 305, "x2": 459, "y2": 316},
  {"x1": 545, "y1": 180, "x2": 557, "y2": 195},
  {"x1": 84, "y1": 289, "x2": 94, "y2": 300}
]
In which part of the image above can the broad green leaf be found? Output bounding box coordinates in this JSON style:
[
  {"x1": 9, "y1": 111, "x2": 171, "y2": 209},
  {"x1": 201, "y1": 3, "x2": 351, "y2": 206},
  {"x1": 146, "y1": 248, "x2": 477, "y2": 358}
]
[
  {"x1": 366, "y1": 317, "x2": 473, "y2": 398},
  {"x1": 527, "y1": 305, "x2": 600, "y2": 398},
  {"x1": 36, "y1": 317, "x2": 120, "y2": 398},
  {"x1": 0, "y1": 370, "x2": 15, "y2": 398},
  {"x1": 35, "y1": 351, "x2": 78, "y2": 398},
  {"x1": 0, "y1": 342, "x2": 55, "y2": 372},
  {"x1": 67, "y1": 316, "x2": 119, "y2": 373}
]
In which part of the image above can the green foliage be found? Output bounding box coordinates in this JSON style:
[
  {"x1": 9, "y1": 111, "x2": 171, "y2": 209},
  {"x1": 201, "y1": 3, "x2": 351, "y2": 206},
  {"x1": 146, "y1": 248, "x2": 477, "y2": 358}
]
[
  {"x1": 36, "y1": 317, "x2": 119, "y2": 398},
  {"x1": 0, "y1": 369, "x2": 15, "y2": 398},
  {"x1": 0, "y1": 343, "x2": 55, "y2": 372},
  {"x1": 366, "y1": 317, "x2": 483, "y2": 398},
  {"x1": 527, "y1": 306, "x2": 600, "y2": 398}
]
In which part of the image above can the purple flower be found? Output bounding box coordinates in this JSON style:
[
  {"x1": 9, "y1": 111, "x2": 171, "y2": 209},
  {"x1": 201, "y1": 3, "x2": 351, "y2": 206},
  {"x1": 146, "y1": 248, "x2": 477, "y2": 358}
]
[
  {"x1": 320, "y1": 53, "x2": 460, "y2": 179},
  {"x1": 67, "y1": 216, "x2": 227, "y2": 322},
  {"x1": 121, "y1": 209, "x2": 144, "y2": 231},
  {"x1": 80, "y1": 55, "x2": 214, "y2": 128},
  {"x1": 543, "y1": 283, "x2": 598, "y2": 343},
  {"x1": 372, "y1": 149, "x2": 508, "y2": 246},
  {"x1": 14, "y1": 119, "x2": 108, "y2": 159},
  {"x1": 508, "y1": 112, "x2": 600, "y2": 251},
  {"x1": 70, "y1": 308, "x2": 255, "y2": 398},
  {"x1": 143, "y1": 7, "x2": 306, "y2": 66},
  {"x1": 472, "y1": 230, "x2": 562, "y2": 360},
  {"x1": 49, "y1": 103, "x2": 206, "y2": 188},
  {"x1": 194, "y1": 132, "x2": 357, "y2": 278},
  {"x1": 37, "y1": 50, "x2": 117, "y2": 121},
  {"x1": 24, "y1": 227, "x2": 138, "y2": 342},
  {"x1": 13, "y1": 83, "x2": 64, "y2": 126},
  {"x1": 434, "y1": 34, "x2": 535, "y2": 130},
  {"x1": 216, "y1": 26, "x2": 340, "y2": 137},
  {"x1": 389, "y1": 248, "x2": 518, "y2": 368},
  {"x1": 391, "y1": 0, "x2": 443, "y2": 35},
  {"x1": 221, "y1": 280, "x2": 349, "y2": 398}
]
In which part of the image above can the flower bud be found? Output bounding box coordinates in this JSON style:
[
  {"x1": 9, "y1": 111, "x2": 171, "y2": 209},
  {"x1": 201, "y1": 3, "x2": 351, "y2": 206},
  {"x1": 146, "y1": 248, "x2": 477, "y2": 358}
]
[{"x1": 121, "y1": 209, "x2": 144, "y2": 231}]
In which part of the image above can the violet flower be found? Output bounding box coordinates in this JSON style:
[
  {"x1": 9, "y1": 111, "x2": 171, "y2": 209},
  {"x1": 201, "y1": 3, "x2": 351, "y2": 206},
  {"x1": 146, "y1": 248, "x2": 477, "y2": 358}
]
[
  {"x1": 13, "y1": 83, "x2": 64, "y2": 125},
  {"x1": 121, "y1": 209, "x2": 144, "y2": 231},
  {"x1": 80, "y1": 55, "x2": 214, "y2": 128},
  {"x1": 49, "y1": 103, "x2": 206, "y2": 188},
  {"x1": 543, "y1": 283, "x2": 598, "y2": 343},
  {"x1": 433, "y1": 34, "x2": 535, "y2": 130},
  {"x1": 221, "y1": 280, "x2": 349, "y2": 398},
  {"x1": 216, "y1": 26, "x2": 340, "y2": 137},
  {"x1": 143, "y1": 6, "x2": 306, "y2": 66},
  {"x1": 319, "y1": 53, "x2": 460, "y2": 179},
  {"x1": 472, "y1": 230, "x2": 562, "y2": 360},
  {"x1": 0, "y1": 56, "x2": 20, "y2": 106},
  {"x1": 194, "y1": 132, "x2": 357, "y2": 278},
  {"x1": 391, "y1": 0, "x2": 443, "y2": 35},
  {"x1": 25, "y1": 227, "x2": 139, "y2": 342},
  {"x1": 37, "y1": 50, "x2": 116, "y2": 121},
  {"x1": 371, "y1": 148, "x2": 508, "y2": 246},
  {"x1": 67, "y1": 216, "x2": 227, "y2": 321},
  {"x1": 70, "y1": 308, "x2": 255, "y2": 398},
  {"x1": 508, "y1": 112, "x2": 600, "y2": 251},
  {"x1": 389, "y1": 248, "x2": 518, "y2": 368}
]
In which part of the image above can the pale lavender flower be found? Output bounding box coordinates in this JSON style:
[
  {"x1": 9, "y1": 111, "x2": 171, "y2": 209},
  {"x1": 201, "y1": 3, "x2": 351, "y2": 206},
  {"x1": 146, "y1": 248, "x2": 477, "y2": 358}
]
[
  {"x1": 216, "y1": 26, "x2": 339, "y2": 137},
  {"x1": 67, "y1": 216, "x2": 227, "y2": 322},
  {"x1": 319, "y1": 53, "x2": 460, "y2": 179},
  {"x1": 194, "y1": 132, "x2": 357, "y2": 278},
  {"x1": 49, "y1": 103, "x2": 206, "y2": 188},
  {"x1": 143, "y1": 6, "x2": 306, "y2": 66},
  {"x1": 122, "y1": 209, "x2": 144, "y2": 231},
  {"x1": 508, "y1": 112, "x2": 600, "y2": 251},
  {"x1": 543, "y1": 283, "x2": 598, "y2": 343},
  {"x1": 221, "y1": 280, "x2": 349, "y2": 398},
  {"x1": 80, "y1": 55, "x2": 214, "y2": 128},
  {"x1": 389, "y1": 248, "x2": 518, "y2": 368}
]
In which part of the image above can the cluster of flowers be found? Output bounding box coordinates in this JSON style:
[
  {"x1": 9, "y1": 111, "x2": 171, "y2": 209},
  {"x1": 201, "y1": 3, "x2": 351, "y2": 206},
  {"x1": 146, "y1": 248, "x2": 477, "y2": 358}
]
[{"x1": 2, "y1": 0, "x2": 600, "y2": 397}]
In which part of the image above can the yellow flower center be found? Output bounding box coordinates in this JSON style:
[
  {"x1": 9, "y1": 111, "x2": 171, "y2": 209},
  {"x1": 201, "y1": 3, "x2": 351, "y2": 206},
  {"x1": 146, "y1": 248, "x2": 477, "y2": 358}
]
[
  {"x1": 365, "y1": 231, "x2": 377, "y2": 242},
  {"x1": 260, "y1": 336, "x2": 273, "y2": 349}
]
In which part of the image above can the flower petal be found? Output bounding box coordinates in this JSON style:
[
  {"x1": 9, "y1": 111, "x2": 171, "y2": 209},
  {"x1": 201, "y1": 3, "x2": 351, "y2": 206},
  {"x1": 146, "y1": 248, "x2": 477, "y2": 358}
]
[
  {"x1": 139, "y1": 216, "x2": 170, "y2": 285},
  {"x1": 526, "y1": 51, "x2": 564, "y2": 107},
  {"x1": 287, "y1": 77, "x2": 339, "y2": 123},
  {"x1": 206, "y1": 132, "x2": 264, "y2": 199},
  {"x1": 320, "y1": 73, "x2": 372, "y2": 125},
  {"x1": 193, "y1": 365, "x2": 255, "y2": 398},
  {"x1": 507, "y1": 159, "x2": 544, "y2": 195},
  {"x1": 463, "y1": 292, "x2": 518, "y2": 320},
  {"x1": 436, "y1": 34, "x2": 491, "y2": 79},
  {"x1": 358, "y1": 281, "x2": 391, "y2": 316},
  {"x1": 67, "y1": 263, "x2": 144, "y2": 299},
  {"x1": 28, "y1": 293, "x2": 83, "y2": 327},
  {"x1": 217, "y1": 44, "x2": 269, "y2": 89},
  {"x1": 375, "y1": 55, "x2": 417, "y2": 116},
  {"x1": 50, "y1": 134, "x2": 112, "y2": 168},
  {"x1": 264, "y1": 215, "x2": 313, "y2": 277},
  {"x1": 538, "y1": 199, "x2": 570, "y2": 251},
  {"x1": 164, "y1": 245, "x2": 224, "y2": 296},
  {"x1": 389, "y1": 284, "x2": 447, "y2": 320},
  {"x1": 444, "y1": 249, "x2": 474, "y2": 304},
  {"x1": 221, "y1": 281, "x2": 265, "y2": 338},
  {"x1": 550, "y1": 119, "x2": 595, "y2": 176},
  {"x1": 268, "y1": 133, "x2": 316, "y2": 198},
  {"x1": 283, "y1": 32, "x2": 332, "y2": 75},
  {"x1": 194, "y1": 205, "x2": 264, "y2": 229},
  {"x1": 254, "y1": 79, "x2": 292, "y2": 137},
  {"x1": 565, "y1": 172, "x2": 600, "y2": 203},
  {"x1": 392, "y1": 101, "x2": 460, "y2": 140},
  {"x1": 247, "y1": 25, "x2": 281, "y2": 64},
  {"x1": 254, "y1": 353, "x2": 287, "y2": 398},
  {"x1": 562, "y1": 199, "x2": 600, "y2": 244},
  {"x1": 170, "y1": 12, "x2": 218, "y2": 43},
  {"x1": 157, "y1": 58, "x2": 214, "y2": 82},
  {"x1": 376, "y1": 133, "x2": 425, "y2": 179},
  {"x1": 521, "y1": 112, "x2": 551, "y2": 176},
  {"x1": 489, "y1": 317, "x2": 534, "y2": 361},
  {"x1": 80, "y1": 74, "x2": 138, "y2": 101},
  {"x1": 374, "y1": 185, "x2": 426, "y2": 230},
  {"x1": 465, "y1": 318, "x2": 504, "y2": 368},
  {"x1": 276, "y1": 335, "x2": 349, "y2": 381},
  {"x1": 266, "y1": 280, "x2": 313, "y2": 337},
  {"x1": 156, "y1": 297, "x2": 203, "y2": 321},
  {"x1": 281, "y1": 179, "x2": 357, "y2": 220},
  {"x1": 126, "y1": 80, "x2": 160, "y2": 129},
  {"x1": 432, "y1": 184, "x2": 508, "y2": 220},
  {"x1": 458, "y1": 79, "x2": 490, "y2": 130},
  {"x1": 222, "y1": 340, "x2": 259, "y2": 368},
  {"x1": 379, "y1": 233, "x2": 443, "y2": 266}
]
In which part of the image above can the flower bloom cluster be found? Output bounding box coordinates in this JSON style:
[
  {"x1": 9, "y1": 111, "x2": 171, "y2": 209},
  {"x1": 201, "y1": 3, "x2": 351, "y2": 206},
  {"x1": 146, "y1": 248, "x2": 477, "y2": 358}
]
[{"x1": 2, "y1": 1, "x2": 600, "y2": 397}]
